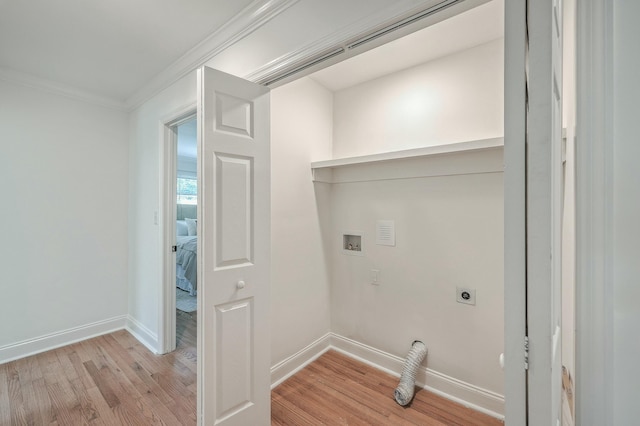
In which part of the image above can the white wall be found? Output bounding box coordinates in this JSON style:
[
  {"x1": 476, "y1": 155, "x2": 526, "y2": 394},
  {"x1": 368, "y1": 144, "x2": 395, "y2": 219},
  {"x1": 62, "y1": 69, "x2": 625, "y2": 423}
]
[
  {"x1": 322, "y1": 40, "x2": 505, "y2": 396},
  {"x1": 270, "y1": 77, "x2": 333, "y2": 364},
  {"x1": 331, "y1": 39, "x2": 503, "y2": 158},
  {"x1": 612, "y1": 0, "x2": 640, "y2": 422},
  {"x1": 0, "y1": 80, "x2": 129, "y2": 353},
  {"x1": 128, "y1": 72, "x2": 197, "y2": 346},
  {"x1": 330, "y1": 169, "x2": 504, "y2": 394}
]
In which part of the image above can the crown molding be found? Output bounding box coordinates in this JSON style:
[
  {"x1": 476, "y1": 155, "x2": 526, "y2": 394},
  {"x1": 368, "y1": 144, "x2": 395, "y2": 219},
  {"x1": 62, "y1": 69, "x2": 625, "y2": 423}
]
[
  {"x1": 0, "y1": 66, "x2": 128, "y2": 111},
  {"x1": 125, "y1": 0, "x2": 299, "y2": 110}
]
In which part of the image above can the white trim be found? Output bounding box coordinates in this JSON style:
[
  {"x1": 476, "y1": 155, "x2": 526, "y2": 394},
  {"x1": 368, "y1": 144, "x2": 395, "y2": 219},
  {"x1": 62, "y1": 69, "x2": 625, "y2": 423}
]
[
  {"x1": 125, "y1": 315, "x2": 159, "y2": 355},
  {"x1": 270, "y1": 333, "x2": 504, "y2": 420},
  {"x1": 158, "y1": 104, "x2": 198, "y2": 355},
  {"x1": 0, "y1": 66, "x2": 128, "y2": 111},
  {"x1": 575, "y1": 0, "x2": 614, "y2": 424},
  {"x1": 126, "y1": 0, "x2": 299, "y2": 109},
  {"x1": 0, "y1": 316, "x2": 127, "y2": 364},
  {"x1": 503, "y1": 0, "x2": 528, "y2": 423},
  {"x1": 270, "y1": 333, "x2": 332, "y2": 388}
]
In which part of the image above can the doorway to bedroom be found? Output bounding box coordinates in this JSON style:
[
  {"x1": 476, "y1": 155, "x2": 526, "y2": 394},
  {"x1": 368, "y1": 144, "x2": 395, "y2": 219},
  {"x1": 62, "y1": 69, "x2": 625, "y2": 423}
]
[
  {"x1": 160, "y1": 111, "x2": 199, "y2": 358},
  {"x1": 174, "y1": 116, "x2": 198, "y2": 353}
]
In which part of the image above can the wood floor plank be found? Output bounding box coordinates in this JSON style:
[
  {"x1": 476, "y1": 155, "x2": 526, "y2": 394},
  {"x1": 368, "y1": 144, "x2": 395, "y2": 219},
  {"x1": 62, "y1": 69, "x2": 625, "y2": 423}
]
[
  {"x1": 0, "y1": 364, "x2": 13, "y2": 425},
  {"x1": 86, "y1": 386, "x2": 120, "y2": 425},
  {"x1": 31, "y1": 377, "x2": 55, "y2": 425},
  {"x1": 6, "y1": 364, "x2": 29, "y2": 426},
  {"x1": 83, "y1": 359, "x2": 121, "y2": 409},
  {"x1": 13, "y1": 357, "x2": 39, "y2": 426},
  {"x1": 46, "y1": 380, "x2": 86, "y2": 425}
]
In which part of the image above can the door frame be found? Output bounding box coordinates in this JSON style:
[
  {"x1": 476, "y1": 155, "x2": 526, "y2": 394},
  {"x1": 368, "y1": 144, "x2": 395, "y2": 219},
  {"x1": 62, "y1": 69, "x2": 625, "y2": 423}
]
[
  {"x1": 503, "y1": 0, "x2": 527, "y2": 422},
  {"x1": 575, "y1": 0, "x2": 614, "y2": 423},
  {"x1": 159, "y1": 104, "x2": 197, "y2": 355}
]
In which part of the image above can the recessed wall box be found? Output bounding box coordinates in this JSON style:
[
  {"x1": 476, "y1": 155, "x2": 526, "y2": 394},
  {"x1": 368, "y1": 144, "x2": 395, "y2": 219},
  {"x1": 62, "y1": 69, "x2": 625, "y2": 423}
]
[{"x1": 343, "y1": 232, "x2": 363, "y2": 256}]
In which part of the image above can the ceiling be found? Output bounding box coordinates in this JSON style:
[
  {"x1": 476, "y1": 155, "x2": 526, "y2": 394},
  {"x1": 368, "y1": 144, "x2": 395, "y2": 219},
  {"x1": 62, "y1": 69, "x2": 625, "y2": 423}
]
[
  {"x1": 0, "y1": 0, "x2": 501, "y2": 111},
  {"x1": 310, "y1": 0, "x2": 503, "y2": 92},
  {"x1": 0, "y1": 0, "x2": 254, "y2": 102}
]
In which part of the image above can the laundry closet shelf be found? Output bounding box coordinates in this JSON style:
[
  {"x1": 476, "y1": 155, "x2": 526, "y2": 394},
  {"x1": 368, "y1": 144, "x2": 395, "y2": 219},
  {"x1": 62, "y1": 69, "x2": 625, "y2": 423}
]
[{"x1": 311, "y1": 137, "x2": 504, "y2": 184}]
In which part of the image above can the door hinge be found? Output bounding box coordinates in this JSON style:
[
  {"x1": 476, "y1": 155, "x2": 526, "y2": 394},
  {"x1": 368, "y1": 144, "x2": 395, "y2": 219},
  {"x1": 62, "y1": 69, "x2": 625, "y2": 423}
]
[
  {"x1": 172, "y1": 245, "x2": 177, "y2": 252},
  {"x1": 524, "y1": 335, "x2": 530, "y2": 370}
]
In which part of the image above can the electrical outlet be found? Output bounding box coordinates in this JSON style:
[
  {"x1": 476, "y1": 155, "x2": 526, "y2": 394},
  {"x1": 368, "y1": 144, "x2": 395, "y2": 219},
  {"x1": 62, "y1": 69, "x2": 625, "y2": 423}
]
[{"x1": 456, "y1": 287, "x2": 476, "y2": 305}]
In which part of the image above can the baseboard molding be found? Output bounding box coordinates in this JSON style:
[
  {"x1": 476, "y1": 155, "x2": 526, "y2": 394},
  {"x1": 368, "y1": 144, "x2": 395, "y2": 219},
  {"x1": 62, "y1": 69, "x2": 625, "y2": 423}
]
[
  {"x1": 0, "y1": 315, "x2": 128, "y2": 364},
  {"x1": 330, "y1": 334, "x2": 505, "y2": 420},
  {"x1": 126, "y1": 315, "x2": 159, "y2": 354},
  {"x1": 270, "y1": 333, "x2": 332, "y2": 388}
]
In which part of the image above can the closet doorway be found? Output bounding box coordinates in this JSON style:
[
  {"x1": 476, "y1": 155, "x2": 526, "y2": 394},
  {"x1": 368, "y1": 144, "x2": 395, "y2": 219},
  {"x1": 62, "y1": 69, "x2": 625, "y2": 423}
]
[{"x1": 267, "y1": 0, "x2": 576, "y2": 422}]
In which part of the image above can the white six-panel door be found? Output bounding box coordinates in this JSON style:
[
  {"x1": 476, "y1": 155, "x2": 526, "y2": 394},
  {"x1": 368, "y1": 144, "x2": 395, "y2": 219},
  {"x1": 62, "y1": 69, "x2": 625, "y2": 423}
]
[{"x1": 197, "y1": 66, "x2": 271, "y2": 425}]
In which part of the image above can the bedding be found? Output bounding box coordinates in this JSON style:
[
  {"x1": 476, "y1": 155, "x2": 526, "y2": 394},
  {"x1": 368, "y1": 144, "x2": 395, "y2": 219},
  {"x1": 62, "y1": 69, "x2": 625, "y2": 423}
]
[{"x1": 176, "y1": 220, "x2": 197, "y2": 295}]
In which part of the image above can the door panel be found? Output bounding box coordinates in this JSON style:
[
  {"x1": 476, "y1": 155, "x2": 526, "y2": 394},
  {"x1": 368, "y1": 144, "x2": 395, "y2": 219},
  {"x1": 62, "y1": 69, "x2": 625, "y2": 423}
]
[
  {"x1": 215, "y1": 154, "x2": 253, "y2": 268},
  {"x1": 197, "y1": 66, "x2": 271, "y2": 425},
  {"x1": 215, "y1": 299, "x2": 253, "y2": 420}
]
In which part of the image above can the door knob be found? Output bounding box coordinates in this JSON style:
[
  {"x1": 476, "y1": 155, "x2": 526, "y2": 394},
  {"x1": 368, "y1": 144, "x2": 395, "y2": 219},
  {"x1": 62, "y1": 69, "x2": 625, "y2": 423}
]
[{"x1": 236, "y1": 280, "x2": 245, "y2": 289}]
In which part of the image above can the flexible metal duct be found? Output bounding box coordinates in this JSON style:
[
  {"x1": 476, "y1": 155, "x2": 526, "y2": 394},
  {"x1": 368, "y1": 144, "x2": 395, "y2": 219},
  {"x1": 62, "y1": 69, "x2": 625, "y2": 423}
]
[{"x1": 394, "y1": 340, "x2": 428, "y2": 406}]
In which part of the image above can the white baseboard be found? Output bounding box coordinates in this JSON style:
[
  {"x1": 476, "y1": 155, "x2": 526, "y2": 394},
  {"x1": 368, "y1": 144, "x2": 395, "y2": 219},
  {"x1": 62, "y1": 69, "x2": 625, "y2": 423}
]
[
  {"x1": 125, "y1": 315, "x2": 159, "y2": 354},
  {"x1": 329, "y1": 334, "x2": 505, "y2": 420},
  {"x1": 270, "y1": 332, "x2": 504, "y2": 420},
  {"x1": 270, "y1": 333, "x2": 332, "y2": 388},
  {"x1": 0, "y1": 315, "x2": 127, "y2": 364}
]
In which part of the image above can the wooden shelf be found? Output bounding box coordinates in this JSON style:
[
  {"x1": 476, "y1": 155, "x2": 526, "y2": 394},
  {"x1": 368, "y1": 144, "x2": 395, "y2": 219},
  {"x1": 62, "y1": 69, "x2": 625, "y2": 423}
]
[{"x1": 311, "y1": 137, "x2": 504, "y2": 183}]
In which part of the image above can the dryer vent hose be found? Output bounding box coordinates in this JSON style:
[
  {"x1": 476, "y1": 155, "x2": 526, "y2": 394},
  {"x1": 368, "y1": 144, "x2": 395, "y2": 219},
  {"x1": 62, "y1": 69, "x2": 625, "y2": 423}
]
[{"x1": 394, "y1": 340, "x2": 427, "y2": 406}]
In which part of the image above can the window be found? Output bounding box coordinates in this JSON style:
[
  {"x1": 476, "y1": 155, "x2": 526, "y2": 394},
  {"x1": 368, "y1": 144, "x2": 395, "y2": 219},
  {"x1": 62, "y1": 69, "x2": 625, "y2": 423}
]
[{"x1": 177, "y1": 177, "x2": 197, "y2": 205}]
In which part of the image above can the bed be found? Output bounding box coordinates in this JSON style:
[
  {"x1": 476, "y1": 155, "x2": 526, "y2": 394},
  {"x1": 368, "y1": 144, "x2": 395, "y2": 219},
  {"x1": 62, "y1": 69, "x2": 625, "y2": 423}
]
[{"x1": 176, "y1": 219, "x2": 197, "y2": 296}]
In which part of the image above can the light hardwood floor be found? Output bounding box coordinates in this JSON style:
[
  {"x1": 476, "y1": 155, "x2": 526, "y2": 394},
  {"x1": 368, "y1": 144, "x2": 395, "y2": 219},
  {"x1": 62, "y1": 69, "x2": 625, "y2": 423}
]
[
  {"x1": 0, "y1": 311, "x2": 198, "y2": 425},
  {"x1": 272, "y1": 350, "x2": 503, "y2": 426},
  {"x1": 1, "y1": 311, "x2": 502, "y2": 425}
]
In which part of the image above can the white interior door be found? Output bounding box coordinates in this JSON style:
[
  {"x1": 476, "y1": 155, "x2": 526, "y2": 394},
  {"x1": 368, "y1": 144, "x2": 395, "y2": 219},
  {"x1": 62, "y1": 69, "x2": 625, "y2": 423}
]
[
  {"x1": 197, "y1": 66, "x2": 271, "y2": 425},
  {"x1": 527, "y1": 0, "x2": 564, "y2": 424}
]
